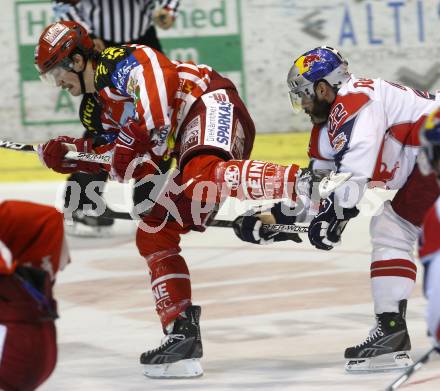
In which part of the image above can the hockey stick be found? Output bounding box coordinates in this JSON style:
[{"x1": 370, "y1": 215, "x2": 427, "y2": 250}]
[
  {"x1": 0, "y1": 140, "x2": 35, "y2": 152},
  {"x1": 1, "y1": 139, "x2": 351, "y2": 199},
  {"x1": 99, "y1": 208, "x2": 309, "y2": 233},
  {"x1": 3, "y1": 139, "x2": 351, "y2": 236},
  {"x1": 385, "y1": 347, "x2": 438, "y2": 391},
  {"x1": 0, "y1": 139, "x2": 112, "y2": 164},
  {"x1": 208, "y1": 219, "x2": 309, "y2": 233}
]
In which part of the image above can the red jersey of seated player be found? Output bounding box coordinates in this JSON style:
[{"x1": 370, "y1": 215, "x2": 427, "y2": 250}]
[{"x1": 0, "y1": 200, "x2": 70, "y2": 391}]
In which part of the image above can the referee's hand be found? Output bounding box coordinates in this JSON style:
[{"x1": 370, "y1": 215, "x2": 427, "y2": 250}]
[{"x1": 153, "y1": 8, "x2": 175, "y2": 30}]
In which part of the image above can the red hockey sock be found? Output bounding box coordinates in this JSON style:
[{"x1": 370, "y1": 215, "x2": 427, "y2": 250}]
[{"x1": 146, "y1": 249, "x2": 192, "y2": 328}]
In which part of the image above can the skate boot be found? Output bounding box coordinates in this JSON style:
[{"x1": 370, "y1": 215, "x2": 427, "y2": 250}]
[
  {"x1": 345, "y1": 300, "x2": 413, "y2": 372},
  {"x1": 140, "y1": 305, "x2": 203, "y2": 379},
  {"x1": 64, "y1": 209, "x2": 114, "y2": 237}
]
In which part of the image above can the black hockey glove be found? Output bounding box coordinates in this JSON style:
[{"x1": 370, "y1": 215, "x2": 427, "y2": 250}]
[
  {"x1": 233, "y1": 202, "x2": 302, "y2": 245},
  {"x1": 308, "y1": 193, "x2": 359, "y2": 251}
]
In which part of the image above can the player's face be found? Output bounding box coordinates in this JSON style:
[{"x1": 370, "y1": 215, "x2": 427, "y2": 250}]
[
  {"x1": 55, "y1": 70, "x2": 82, "y2": 96},
  {"x1": 301, "y1": 94, "x2": 330, "y2": 125},
  {"x1": 310, "y1": 94, "x2": 332, "y2": 123}
]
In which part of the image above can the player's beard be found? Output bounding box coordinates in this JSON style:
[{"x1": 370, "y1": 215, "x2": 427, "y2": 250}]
[{"x1": 310, "y1": 95, "x2": 333, "y2": 125}]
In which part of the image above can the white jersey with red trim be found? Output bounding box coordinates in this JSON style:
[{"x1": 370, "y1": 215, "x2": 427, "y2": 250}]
[
  {"x1": 419, "y1": 197, "x2": 440, "y2": 343},
  {"x1": 307, "y1": 124, "x2": 335, "y2": 172},
  {"x1": 319, "y1": 75, "x2": 437, "y2": 206}
]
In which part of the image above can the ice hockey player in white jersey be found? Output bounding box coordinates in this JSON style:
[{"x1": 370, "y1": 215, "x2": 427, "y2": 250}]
[
  {"x1": 284, "y1": 46, "x2": 440, "y2": 371},
  {"x1": 418, "y1": 107, "x2": 440, "y2": 351}
]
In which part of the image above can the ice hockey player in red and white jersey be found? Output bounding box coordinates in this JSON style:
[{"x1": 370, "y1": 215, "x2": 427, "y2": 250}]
[
  {"x1": 0, "y1": 200, "x2": 70, "y2": 391},
  {"x1": 34, "y1": 21, "x2": 314, "y2": 378},
  {"x1": 284, "y1": 46, "x2": 440, "y2": 371},
  {"x1": 418, "y1": 107, "x2": 440, "y2": 350}
]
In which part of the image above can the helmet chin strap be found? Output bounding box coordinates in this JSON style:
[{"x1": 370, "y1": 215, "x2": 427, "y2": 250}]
[
  {"x1": 78, "y1": 71, "x2": 86, "y2": 95},
  {"x1": 73, "y1": 58, "x2": 88, "y2": 95}
]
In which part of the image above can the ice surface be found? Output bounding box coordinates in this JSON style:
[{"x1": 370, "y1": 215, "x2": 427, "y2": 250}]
[{"x1": 0, "y1": 181, "x2": 439, "y2": 391}]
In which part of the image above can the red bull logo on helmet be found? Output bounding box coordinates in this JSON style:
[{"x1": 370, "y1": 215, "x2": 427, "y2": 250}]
[{"x1": 295, "y1": 54, "x2": 321, "y2": 75}]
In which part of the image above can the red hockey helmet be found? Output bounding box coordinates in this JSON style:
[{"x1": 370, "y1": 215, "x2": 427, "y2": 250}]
[{"x1": 34, "y1": 21, "x2": 93, "y2": 75}]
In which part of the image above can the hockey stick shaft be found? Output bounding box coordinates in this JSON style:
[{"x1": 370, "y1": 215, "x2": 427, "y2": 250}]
[
  {"x1": 100, "y1": 208, "x2": 308, "y2": 233},
  {"x1": 208, "y1": 219, "x2": 308, "y2": 233},
  {"x1": 0, "y1": 139, "x2": 112, "y2": 164},
  {"x1": 0, "y1": 139, "x2": 35, "y2": 152},
  {"x1": 385, "y1": 347, "x2": 438, "y2": 391},
  {"x1": 1, "y1": 139, "x2": 309, "y2": 234}
]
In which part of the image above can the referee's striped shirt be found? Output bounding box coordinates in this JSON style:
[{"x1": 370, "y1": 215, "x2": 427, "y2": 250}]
[{"x1": 52, "y1": 0, "x2": 180, "y2": 44}]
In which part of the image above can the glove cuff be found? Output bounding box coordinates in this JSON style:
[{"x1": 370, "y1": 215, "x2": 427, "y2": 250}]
[
  {"x1": 271, "y1": 202, "x2": 297, "y2": 225},
  {"x1": 282, "y1": 164, "x2": 300, "y2": 201},
  {"x1": 118, "y1": 120, "x2": 151, "y2": 153}
]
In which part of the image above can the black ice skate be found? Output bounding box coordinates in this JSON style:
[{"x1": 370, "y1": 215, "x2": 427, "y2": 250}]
[
  {"x1": 64, "y1": 209, "x2": 114, "y2": 237},
  {"x1": 345, "y1": 300, "x2": 413, "y2": 372},
  {"x1": 140, "y1": 305, "x2": 203, "y2": 378}
]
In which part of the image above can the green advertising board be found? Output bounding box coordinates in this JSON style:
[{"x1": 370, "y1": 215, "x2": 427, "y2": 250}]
[{"x1": 15, "y1": 0, "x2": 245, "y2": 127}]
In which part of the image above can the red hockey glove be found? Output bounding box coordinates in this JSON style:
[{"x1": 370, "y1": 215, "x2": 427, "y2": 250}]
[
  {"x1": 38, "y1": 136, "x2": 101, "y2": 174},
  {"x1": 112, "y1": 119, "x2": 153, "y2": 182}
]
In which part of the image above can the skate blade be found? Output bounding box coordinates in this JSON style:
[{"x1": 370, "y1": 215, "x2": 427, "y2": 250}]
[
  {"x1": 143, "y1": 358, "x2": 203, "y2": 379},
  {"x1": 65, "y1": 222, "x2": 113, "y2": 238},
  {"x1": 345, "y1": 351, "x2": 413, "y2": 373}
]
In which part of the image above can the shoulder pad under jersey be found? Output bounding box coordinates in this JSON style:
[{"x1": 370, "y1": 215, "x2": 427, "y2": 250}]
[
  {"x1": 79, "y1": 93, "x2": 104, "y2": 133},
  {"x1": 327, "y1": 78, "x2": 379, "y2": 135},
  {"x1": 94, "y1": 46, "x2": 135, "y2": 92}
]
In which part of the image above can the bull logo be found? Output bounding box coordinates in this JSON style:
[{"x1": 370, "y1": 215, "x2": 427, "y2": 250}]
[
  {"x1": 379, "y1": 161, "x2": 399, "y2": 182},
  {"x1": 295, "y1": 54, "x2": 321, "y2": 75}
]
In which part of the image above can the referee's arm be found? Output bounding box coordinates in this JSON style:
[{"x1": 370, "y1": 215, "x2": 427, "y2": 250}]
[
  {"x1": 159, "y1": 0, "x2": 181, "y2": 16},
  {"x1": 52, "y1": 1, "x2": 93, "y2": 35}
]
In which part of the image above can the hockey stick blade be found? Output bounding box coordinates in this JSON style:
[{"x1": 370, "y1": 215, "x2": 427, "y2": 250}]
[{"x1": 385, "y1": 347, "x2": 438, "y2": 391}]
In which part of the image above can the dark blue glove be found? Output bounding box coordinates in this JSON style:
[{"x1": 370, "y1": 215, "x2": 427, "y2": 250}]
[
  {"x1": 233, "y1": 202, "x2": 302, "y2": 245},
  {"x1": 308, "y1": 193, "x2": 359, "y2": 250}
]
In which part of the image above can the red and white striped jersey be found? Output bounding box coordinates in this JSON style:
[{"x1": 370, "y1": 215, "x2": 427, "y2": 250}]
[
  {"x1": 308, "y1": 75, "x2": 438, "y2": 206},
  {"x1": 94, "y1": 45, "x2": 213, "y2": 157}
]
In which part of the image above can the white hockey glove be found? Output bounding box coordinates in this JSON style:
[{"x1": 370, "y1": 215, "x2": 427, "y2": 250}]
[{"x1": 308, "y1": 193, "x2": 359, "y2": 250}]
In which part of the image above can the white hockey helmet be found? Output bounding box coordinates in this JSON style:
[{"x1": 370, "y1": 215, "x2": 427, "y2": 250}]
[{"x1": 287, "y1": 46, "x2": 350, "y2": 112}]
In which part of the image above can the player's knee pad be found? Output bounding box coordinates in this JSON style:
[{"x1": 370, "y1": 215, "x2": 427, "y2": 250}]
[{"x1": 135, "y1": 217, "x2": 183, "y2": 258}]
